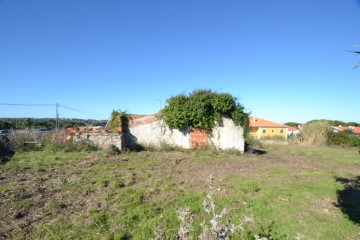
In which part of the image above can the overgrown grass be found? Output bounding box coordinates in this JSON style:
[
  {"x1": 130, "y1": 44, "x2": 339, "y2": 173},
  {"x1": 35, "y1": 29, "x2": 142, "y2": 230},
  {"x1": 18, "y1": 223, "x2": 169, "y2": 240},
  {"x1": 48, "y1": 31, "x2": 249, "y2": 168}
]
[
  {"x1": 7, "y1": 129, "x2": 99, "y2": 153},
  {"x1": 0, "y1": 144, "x2": 359, "y2": 239}
]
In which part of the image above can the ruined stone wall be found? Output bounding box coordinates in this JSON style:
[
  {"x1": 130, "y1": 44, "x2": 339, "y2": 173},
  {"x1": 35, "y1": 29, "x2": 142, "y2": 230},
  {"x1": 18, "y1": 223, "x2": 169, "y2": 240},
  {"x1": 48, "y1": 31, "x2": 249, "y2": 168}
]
[
  {"x1": 69, "y1": 115, "x2": 245, "y2": 152},
  {"x1": 126, "y1": 115, "x2": 190, "y2": 149},
  {"x1": 127, "y1": 115, "x2": 245, "y2": 152},
  {"x1": 73, "y1": 133, "x2": 124, "y2": 150},
  {"x1": 209, "y1": 118, "x2": 245, "y2": 151}
]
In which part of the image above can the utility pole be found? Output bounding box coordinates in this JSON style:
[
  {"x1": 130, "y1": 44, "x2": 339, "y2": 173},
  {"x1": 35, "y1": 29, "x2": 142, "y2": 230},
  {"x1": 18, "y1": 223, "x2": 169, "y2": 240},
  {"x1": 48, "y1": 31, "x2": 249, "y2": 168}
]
[{"x1": 56, "y1": 103, "x2": 59, "y2": 131}]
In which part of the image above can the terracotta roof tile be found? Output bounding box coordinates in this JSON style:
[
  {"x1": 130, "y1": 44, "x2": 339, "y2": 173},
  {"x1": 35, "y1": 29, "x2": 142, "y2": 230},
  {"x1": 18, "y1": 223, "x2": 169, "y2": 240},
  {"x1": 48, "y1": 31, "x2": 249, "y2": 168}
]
[
  {"x1": 287, "y1": 126, "x2": 300, "y2": 131},
  {"x1": 353, "y1": 127, "x2": 360, "y2": 134},
  {"x1": 249, "y1": 117, "x2": 287, "y2": 128},
  {"x1": 333, "y1": 126, "x2": 350, "y2": 131}
]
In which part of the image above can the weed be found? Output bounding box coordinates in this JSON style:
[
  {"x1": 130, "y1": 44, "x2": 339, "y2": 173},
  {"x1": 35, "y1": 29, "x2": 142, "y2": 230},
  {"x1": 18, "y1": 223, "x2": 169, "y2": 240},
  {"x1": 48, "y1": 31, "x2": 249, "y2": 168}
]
[
  {"x1": 96, "y1": 179, "x2": 110, "y2": 187},
  {"x1": 159, "y1": 141, "x2": 185, "y2": 152},
  {"x1": 176, "y1": 175, "x2": 253, "y2": 240},
  {"x1": 48, "y1": 200, "x2": 66, "y2": 209},
  {"x1": 111, "y1": 179, "x2": 126, "y2": 189}
]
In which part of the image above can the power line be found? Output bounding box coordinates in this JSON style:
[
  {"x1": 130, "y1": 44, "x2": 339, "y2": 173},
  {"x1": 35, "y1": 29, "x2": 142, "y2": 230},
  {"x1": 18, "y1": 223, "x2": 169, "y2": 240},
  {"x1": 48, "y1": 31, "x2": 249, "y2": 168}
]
[
  {"x1": 0, "y1": 103, "x2": 55, "y2": 106},
  {"x1": 1, "y1": 102, "x2": 108, "y2": 119},
  {"x1": 58, "y1": 105, "x2": 108, "y2": 118}
]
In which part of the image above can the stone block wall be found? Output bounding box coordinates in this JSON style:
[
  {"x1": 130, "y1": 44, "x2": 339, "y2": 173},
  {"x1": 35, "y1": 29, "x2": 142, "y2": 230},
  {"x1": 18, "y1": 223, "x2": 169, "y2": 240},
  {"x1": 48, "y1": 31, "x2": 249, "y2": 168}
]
[{"x1": 73, "y1": 133, "x2": 124, "y2": 150}]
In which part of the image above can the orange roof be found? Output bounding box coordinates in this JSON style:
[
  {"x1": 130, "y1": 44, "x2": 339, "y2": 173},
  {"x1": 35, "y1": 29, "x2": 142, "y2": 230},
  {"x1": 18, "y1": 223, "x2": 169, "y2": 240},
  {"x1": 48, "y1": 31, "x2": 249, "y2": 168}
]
[
  {"x1": 249, "y1": 117, "x2": 287, "y2": 128},
  {"x1": 287, "y1": 126, "x2": 300, "y2": 131},
  {"x1": 353, "y1": 127, "x2": 360, "y2": 134},
  {"x1": 333, "y1": 126, "x2": 350, "y2": 131}
]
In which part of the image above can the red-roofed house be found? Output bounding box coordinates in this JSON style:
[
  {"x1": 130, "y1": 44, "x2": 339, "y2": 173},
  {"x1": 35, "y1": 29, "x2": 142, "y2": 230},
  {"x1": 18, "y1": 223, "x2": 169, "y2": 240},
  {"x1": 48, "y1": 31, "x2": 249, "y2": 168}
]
[
  {"x1": 332, "y1": 125, "x2": 360, "y2": 135},
  {"x1": 287, "y1": 126, "x2": 300, "y2": 136},
  {"x1": 332, "y1": 125, "x2": 351, "y2": 133},
  {"x1": 352, "y1": 127, "x2": 360, "y2": 135},
  {"x1": 249, "y1": 116, "x2": 288, "y2": 139}
]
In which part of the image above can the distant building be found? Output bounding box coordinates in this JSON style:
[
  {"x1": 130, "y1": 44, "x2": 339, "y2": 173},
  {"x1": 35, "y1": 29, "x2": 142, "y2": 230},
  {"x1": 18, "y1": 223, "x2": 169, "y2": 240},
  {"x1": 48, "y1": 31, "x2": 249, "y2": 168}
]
[
  {"x1": 287, "y1": 126, "x2": 300, "y2": 136},
  {"x1": 332, "y1": 125, "x2": 360, "y2": 135},
  {"x1": 249, "y1": 116, "x2": 288, "y2": 139}
]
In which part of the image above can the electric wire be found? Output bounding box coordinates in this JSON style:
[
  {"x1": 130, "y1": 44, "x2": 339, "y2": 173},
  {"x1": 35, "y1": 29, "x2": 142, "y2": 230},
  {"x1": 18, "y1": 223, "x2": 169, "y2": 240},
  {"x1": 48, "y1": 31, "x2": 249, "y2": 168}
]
[
  {"x1": 0, "y1": 103, "x2": 55, "y2": 106},
  {"x1": 0, "y1": 103, "x2": 108, "y2": 119},
  {"x1": 59, "y1": 105, "x2": 108, "y2": 118}
]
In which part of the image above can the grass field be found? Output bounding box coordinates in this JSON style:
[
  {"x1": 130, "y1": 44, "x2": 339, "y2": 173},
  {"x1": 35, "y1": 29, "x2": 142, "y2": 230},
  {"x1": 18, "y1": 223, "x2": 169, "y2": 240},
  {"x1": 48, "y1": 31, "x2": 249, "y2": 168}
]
[{"x1": 0, "y1": 143, "x2": 359, "y2": 239}]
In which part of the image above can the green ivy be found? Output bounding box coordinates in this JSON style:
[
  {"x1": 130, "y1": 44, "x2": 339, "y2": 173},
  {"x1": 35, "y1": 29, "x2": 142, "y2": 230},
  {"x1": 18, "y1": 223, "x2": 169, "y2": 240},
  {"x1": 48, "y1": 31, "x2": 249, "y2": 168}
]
[
  {"x1": 108, "y1": 110, "x2": 128, "y2": 133},
  {"x1": 162, "y1": 89, "x2": 249, "y2": 135}
]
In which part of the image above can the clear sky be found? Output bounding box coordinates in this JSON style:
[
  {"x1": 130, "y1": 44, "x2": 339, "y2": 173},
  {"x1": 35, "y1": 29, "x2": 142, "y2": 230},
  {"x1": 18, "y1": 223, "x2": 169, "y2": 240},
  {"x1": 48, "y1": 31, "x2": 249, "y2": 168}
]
[{"x1": 0, "y1": 0, "x2": 359, "y2": 123}]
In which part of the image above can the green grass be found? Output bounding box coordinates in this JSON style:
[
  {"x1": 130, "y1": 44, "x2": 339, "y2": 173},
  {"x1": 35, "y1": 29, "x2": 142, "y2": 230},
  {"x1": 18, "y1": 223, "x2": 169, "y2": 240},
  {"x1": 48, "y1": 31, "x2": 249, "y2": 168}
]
[{"x1": 0, "y1": 144, "x2": 359, "y2": 239}]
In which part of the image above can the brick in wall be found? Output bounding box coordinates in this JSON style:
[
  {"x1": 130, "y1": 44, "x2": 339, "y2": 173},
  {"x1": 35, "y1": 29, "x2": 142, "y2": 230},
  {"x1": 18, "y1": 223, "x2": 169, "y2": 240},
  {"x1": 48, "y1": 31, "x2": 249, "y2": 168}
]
[{"x1": 190, "y1": 128, "x2": 208, "y2": 148}]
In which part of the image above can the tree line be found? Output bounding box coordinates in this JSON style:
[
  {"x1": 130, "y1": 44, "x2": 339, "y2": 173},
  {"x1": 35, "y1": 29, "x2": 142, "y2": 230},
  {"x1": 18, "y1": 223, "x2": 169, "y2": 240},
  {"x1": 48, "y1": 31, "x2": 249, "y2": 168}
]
[
  {"x1": 285, "y1": 120, "x2": 360, "y2": 127},
  {"x1": 0, "y1": 118, "x2": 107, "y2": 130}
]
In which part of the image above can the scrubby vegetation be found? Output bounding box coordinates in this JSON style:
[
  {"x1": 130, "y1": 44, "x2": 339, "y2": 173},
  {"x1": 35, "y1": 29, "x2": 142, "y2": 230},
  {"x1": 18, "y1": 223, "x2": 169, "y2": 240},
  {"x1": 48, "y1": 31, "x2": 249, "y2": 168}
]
[
  {"x1": 298, "y1": 120, "x2": 360, "y2": 147},
  {"x1": 327, "y1": 131, "x2": 360, "y2": 147},
  {"x1": 107, "y1": 110, "x2": 128, "y2": 133},
  {"x1": 298, "y1": 121, "x2": 332, "y2": 145},
  {"x1": 162, "y1": 89, "x2": 249, "y2": 134},
  {"x1": 7, "y1": 130, "x2": 98, "y2": 153}
]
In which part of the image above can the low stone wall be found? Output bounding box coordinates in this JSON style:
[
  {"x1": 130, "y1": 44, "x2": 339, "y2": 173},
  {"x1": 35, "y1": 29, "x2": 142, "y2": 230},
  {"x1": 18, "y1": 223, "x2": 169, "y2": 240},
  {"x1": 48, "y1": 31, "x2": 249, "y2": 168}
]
[{"x1": 73, "y1": 133, "x2": 124, "y2": 150}]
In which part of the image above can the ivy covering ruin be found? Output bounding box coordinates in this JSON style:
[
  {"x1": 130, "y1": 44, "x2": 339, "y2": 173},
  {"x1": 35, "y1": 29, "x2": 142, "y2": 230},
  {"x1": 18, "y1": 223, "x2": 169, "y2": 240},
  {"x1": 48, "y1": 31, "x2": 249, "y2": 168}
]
[{"x1": 162, "y1": 89, "x2": 249, "y2": 134}]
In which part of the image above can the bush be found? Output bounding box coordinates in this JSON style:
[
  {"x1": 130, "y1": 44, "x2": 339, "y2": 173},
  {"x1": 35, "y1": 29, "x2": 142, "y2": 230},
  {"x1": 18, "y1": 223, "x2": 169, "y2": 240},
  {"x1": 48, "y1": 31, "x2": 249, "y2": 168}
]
[
  {"x1": 327, "y1": 131, "x2": 360, "y2": 147},
  {"x1": 298, "y1": 121, "x2": 332, "y2": 145},
  {"x1": 162, "y1": 89, "x2": 249, "y2": 134},
  {"x1": 8, "y1": 130, "x2": 48, "y2": 152}
]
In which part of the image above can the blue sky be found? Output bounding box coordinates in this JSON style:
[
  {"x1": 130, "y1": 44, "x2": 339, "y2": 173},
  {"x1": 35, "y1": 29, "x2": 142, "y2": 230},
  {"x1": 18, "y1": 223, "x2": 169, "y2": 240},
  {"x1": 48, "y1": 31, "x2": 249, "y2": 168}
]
[{"x1": 0, "y1": 0, "x2": 359, "y2": 123}]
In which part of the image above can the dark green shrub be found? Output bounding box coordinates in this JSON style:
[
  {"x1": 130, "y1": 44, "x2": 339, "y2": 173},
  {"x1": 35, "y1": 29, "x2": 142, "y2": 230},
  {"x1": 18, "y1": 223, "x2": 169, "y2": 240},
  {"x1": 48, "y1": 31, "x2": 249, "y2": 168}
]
[
  {"x1": 328, "y1": 131, "x2": 360, "y2": 147},
  {"x1": 162, "y1": 89, "x2": 249, "y2": 134},
  {"x1": 161, "y1": 94, "x2": 190, "y2": 131}
]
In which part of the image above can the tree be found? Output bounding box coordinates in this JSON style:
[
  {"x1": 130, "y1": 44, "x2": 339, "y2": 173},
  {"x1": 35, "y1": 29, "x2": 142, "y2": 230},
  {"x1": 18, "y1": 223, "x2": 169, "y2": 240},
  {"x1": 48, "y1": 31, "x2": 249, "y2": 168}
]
[
  {"x1": 306, "y1": 119, "x2": 347, "y2": 126},
  {"x1": 284, "y1": 122, "x2": 302, "y2": 127},
  {"x1": 347, "y1": 122, "x2": 360, "y2": 127},
  {"x1": 0, "y1": 120, "x2": 15, "y2": 129},
  {"x1": 23, "y1": 118, "x2": 33, "y2": 129}
]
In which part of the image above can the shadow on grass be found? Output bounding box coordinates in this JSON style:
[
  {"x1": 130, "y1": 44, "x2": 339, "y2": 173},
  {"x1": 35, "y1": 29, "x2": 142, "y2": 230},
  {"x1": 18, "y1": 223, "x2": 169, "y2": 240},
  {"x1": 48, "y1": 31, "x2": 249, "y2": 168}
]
[
  {"x1": 334, "y1": 176, "x2": 360, "y2": 224},
  {"x1": 245, "y1": 142, "x2": 267, "y2": 155}
]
